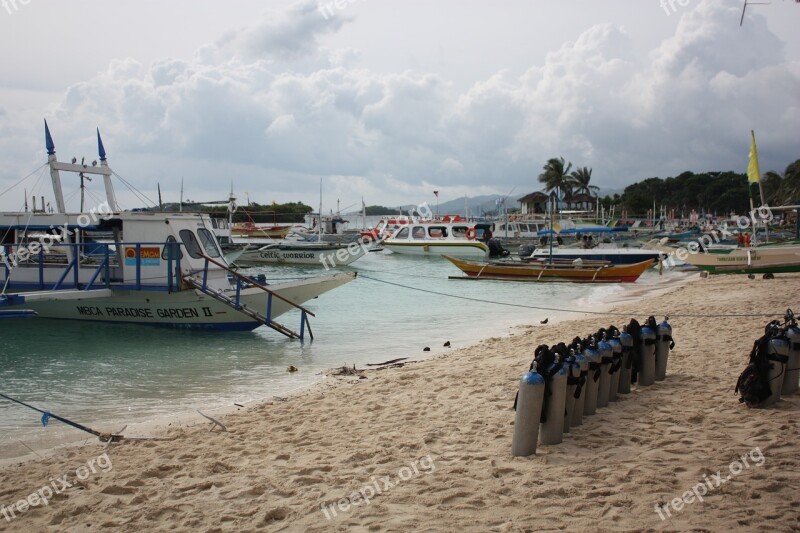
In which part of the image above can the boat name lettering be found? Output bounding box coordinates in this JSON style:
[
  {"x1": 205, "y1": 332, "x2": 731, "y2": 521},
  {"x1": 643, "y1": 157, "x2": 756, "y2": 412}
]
[
  {"x1": 103, "y1": 306, "x2": 155, "y2": 318},
  {"x1": 156, "y1": 307, "x2": 200, "y2": 319},
  {"x1": 259, "y1": 251, "x2": 316, "y2": 259}
]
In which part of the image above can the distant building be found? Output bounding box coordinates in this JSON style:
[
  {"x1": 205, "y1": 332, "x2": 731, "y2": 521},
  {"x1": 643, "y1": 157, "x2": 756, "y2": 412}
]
[{"x1": 517, "y1": 191, "x2": 548, "y2": 215}]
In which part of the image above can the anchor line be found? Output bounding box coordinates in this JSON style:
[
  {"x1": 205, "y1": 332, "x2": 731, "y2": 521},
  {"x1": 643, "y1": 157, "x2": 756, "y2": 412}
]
[
  {"x1": 357, "y1": 275, "x2": 785, "y2": 319},
  {"x1": 0, "y1": 393, "x2": 104, "y2": 438}
]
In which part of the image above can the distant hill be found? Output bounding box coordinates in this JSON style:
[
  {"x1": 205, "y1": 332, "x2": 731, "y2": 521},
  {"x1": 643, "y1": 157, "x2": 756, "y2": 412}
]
[{"x1": 344, "y1": 195, "x2": 513, "y2": 217}]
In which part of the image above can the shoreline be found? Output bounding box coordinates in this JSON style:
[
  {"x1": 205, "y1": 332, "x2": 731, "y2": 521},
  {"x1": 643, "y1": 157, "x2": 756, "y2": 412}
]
[
  {"x1": 2, "y1": 272, "x2": 798, "y2": 530},
  {"x1": 0, "y1": 270, "x2": 695, "y2": 467}
]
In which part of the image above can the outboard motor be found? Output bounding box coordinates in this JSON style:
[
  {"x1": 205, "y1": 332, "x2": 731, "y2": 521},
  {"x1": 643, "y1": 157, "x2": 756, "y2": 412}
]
[
  {"x1": 617, "y1": 326, "x2": 634, "y2": 394},
  {"x1": 512, "y1": 370, "x2": 546, "y2": 456},
  {"x1": 607, "y1": 327, "x2": 623, "y2": 402},
  {"x1": 582, "y1": 339, "x2": 601, "y2": 416},
  {"x1": 782, "y1": 310, "x2": 800, "y2": 395},
  {"x1": 518, "y1": 244, "x2": 536, "y2": 258},
  {"x1": 638, "y1": 318, "x2": 657, "y2": 386},
  {"x1": 539, "y1": 349, "x2": 568, "y2": 445},
  {"x1": 596, "y1": 333, "x2": 613, "y2": 408},
  {"x1": 487, "y1": 238, "x2": 510, "y2": 258},
  {"x1": 655, "y1": 316, "x2": 674, "y2": 381}
]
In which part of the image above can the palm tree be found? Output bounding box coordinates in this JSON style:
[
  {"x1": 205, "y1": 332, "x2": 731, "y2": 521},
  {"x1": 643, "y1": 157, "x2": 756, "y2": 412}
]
[
  {"x1": 569, "y1": 166, "x2": 599, "y2": 196},
  {"x1": 538, "y1": 157, "x2": 573, "y2": 201}
]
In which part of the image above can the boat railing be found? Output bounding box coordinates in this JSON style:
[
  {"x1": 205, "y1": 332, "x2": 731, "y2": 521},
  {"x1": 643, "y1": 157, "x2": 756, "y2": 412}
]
[
  {"x1": 2, "y1": 241, "x2": 185, "y2": 293},
  {"x1": 192, "y1": 252, "x2": 315, "y2": 339}
]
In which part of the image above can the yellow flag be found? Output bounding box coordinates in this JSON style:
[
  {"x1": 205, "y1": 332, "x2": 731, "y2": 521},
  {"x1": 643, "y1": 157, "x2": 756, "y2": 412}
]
[{"x1": 747, "y1": 130, "x2": 761, "y2": 184}]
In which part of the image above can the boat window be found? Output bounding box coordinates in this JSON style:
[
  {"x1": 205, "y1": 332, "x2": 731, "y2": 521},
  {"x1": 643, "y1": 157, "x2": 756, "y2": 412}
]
[
  {"x1": 178, "y1": 229, "x2": 204, "y2": 259},
  {"x1": 428, "y1": 226, "x2": 447, "y2": 238},
  {"x1": 160, "y1": 236, "x2": 184, "y2": 260},
  {"x1": 394, "y1": 227, "x2": 409, "y2": 239},
  {"x1": 452, "y1": 226, "x2": 467, "y2": 237},
  {"x1": 198, "y1": 228, "x2": 221, "y2": 258},
  {"x1": 412, "y1": 227, "x2": 426, "y2": 240}
]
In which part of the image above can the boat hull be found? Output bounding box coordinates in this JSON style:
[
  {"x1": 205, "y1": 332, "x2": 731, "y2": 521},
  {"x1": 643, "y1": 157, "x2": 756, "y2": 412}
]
[
  {"x1": 529, "y1": 248, "x2": 662, "y2": 265},
  {"x1": 645, "y1": 240, "x2": 800, "y2": 274},
  {"x1": 383, "y1": 241, "x2": 489, "y2": 258},
  {"x1": 444, "y1": 256, "x2": 654, "y2": 283},
  {"x1": 236, "y1": 242, "x2": 367, "y2": 267},
  {"x1": 0, "y1": 272, "x2": 356, "y2": 330}
]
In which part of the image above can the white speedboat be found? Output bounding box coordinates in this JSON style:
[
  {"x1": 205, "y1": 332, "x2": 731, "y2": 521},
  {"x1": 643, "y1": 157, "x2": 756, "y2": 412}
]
[
  {"x1": 0, "y1": 123, "x2": 355, "y2": 337},
  {"x1": 383, "y1": 221, "x2": 490, "y2": 258}
]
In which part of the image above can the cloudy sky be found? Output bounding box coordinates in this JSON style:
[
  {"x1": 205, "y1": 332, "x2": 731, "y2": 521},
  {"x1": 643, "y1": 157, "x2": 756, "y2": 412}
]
[{"x1": 1, "y1": 0, "x2": 798, "y2": 212}]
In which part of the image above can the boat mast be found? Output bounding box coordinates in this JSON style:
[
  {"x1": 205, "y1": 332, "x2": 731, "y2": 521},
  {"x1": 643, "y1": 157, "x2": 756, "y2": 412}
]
[{"x1": 45, "y1": 121, "x2": 118, "y2": 214}]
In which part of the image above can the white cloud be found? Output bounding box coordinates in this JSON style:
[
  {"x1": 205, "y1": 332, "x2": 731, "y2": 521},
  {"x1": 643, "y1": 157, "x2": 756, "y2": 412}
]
[{"x1": 1, "y1": 0, "x2": 798, "y2": 212}]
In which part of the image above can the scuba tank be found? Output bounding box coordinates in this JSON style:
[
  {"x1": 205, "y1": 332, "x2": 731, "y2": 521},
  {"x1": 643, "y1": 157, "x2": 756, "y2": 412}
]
[
  {"x1": 582, "y1": 338, "x2": 601, "y2": 416},
  {"x1": 607, "y1": 326, "x2": 623, "y2": 402},
  {"x1": 596, "y1": 332, "x2": 613, "y2": 408},
  {"x1": 782, "y1": 309, "x2": 800, "y2": 395},
  {"x1": 570, "y1": 339, "x2": 589, "y2": 427},
  {"x1": 512, "y1": 370, "x2": 546, "y2": 456},
  {"x1": 638, "y1": 317, "x2": 657, "y2": 386},
  {"x1": 617, "y1": 326, "x2": 634, "y2": 394},
  {"x1": 563, "y1": 349, "x2": 586, "y2": 433},
  {"x1": 763, "y1": 323, "x2": 789, "y2": 407},
  {"x1": 539, "y1": 348, "x2": 568, "y2": 445},
  {"x1": 655, "y1": 316, "x2": 674, "y2": 381}
]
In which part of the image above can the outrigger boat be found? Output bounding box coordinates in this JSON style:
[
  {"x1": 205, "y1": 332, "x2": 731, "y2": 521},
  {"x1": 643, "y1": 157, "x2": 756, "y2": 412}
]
[
  {"x1": 0, "y1": 122, "x2": 356, "y2": 337},
  {"x1": 645, "y1": 238, "x2": 800, "y2": 275},
  {"x1": 443, "y1": 255, "x2": 655, "y2": 283},
  {"x1": 235, "y1": 240, "x2": 368, "y2": 267}
]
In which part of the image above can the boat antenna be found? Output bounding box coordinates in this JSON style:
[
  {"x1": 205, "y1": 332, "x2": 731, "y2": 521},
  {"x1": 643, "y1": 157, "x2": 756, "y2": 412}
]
[
  {"x1": 740, "y1": 1, "x2": 771, "y2": 26},
  {"x1": 180, "y1": 177, "x2": 184, "y2": 212},
  {"x1": 319, "y1": 178, "x2": 323, "y2": 239}
]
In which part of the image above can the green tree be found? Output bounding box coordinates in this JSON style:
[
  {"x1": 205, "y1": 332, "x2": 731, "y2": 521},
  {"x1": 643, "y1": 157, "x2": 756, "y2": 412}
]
[
  {"x1": 538, "y1": 157, "x2": 573, "y2": 201},
  {"x1": 774, "y1": 160, "x2": 800, "y2": 205},
  {"x1": 569, "y1": 166, "x2": 599, "y2": 196}
]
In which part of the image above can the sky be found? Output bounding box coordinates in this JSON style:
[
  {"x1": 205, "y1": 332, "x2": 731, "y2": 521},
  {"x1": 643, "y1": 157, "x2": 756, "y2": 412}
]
[{"x1": 0, "y1": 0, "x2": 798, "y2": 213}]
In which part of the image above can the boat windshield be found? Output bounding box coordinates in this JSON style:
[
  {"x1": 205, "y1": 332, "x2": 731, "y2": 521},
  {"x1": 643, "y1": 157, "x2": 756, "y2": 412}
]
[
  {"x1": 179, "y1": 229, "x2": 204, "y2": 259},
  {"x1": 198, "y1": 228, "x2": 221, "y2": 258}
]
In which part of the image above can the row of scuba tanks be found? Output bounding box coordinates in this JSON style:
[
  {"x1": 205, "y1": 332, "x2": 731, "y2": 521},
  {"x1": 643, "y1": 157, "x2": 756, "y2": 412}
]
[
  {"x1": 735, "y1": 309, "x2": 800, "y2": 408},
  {"x1": 512, "y1": 316, "x2": 674, "y2": 457}
]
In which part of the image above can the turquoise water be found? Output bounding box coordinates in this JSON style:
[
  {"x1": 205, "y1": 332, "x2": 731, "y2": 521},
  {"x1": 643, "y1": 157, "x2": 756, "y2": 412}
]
[{"x1": 0, "y1": 251, "x2": 666, "y2": 457}]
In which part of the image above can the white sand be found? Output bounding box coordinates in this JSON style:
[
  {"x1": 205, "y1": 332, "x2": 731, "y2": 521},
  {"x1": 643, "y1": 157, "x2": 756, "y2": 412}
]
[{"x1": 1, "y1": 273, "x2": 799, "y2": 532}]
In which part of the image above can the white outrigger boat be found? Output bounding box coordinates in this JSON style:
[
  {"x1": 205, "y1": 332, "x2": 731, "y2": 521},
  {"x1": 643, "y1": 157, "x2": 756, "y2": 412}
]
[
  {"x1": 0, "y1": 123, "x2": 356, "y2": 337},
  {"x1": 645, "y1": 238, "x2": 800, "y2": 275},
  {"x1": 235, "y1": 240, "x2": 369, "y2": 267}
]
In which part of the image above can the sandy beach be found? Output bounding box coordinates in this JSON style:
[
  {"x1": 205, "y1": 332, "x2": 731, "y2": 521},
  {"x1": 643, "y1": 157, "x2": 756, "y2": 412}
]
[{"x1": 1, "y1": 272, "x2": 799, "y2": 532}]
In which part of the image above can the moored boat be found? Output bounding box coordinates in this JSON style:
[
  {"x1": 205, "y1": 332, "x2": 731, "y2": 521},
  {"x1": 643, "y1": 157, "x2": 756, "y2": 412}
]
[
  {"x1": 0, "y1": 122, "x2": 356, "y2": 337},
  {"x1": 645, "y1": 238, "x2": 800, "y2": 274},
  {"x1": 383, "y1": 221, "x2": 491, "y2": 258},
  {"x1": 443, "y1": 255, "x2": 654, "y2": 283},
  {"x1": 235, "y1": 240, "x2": 369, "y2": 268}
]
